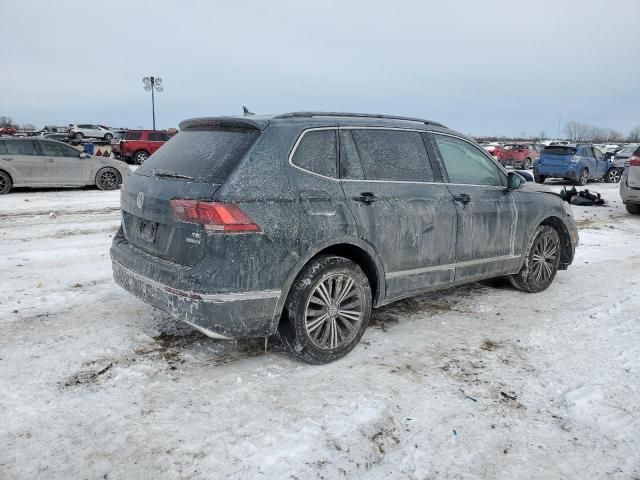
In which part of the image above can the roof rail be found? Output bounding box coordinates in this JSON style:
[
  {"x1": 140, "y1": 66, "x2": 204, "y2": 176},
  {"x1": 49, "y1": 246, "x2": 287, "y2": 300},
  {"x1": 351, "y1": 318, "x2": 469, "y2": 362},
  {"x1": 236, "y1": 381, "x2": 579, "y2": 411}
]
[{"x1": 274, "y1": 112, "x2": 446, "y2": 128}]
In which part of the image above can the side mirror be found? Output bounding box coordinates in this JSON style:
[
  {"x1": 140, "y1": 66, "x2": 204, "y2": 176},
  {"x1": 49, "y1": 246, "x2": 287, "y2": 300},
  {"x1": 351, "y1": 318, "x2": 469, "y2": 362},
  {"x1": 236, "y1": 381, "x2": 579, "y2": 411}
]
[
  {"x1": 507, "y1": 171, "x2": 524, "y2": 190},
  {"x1": 80, "y1": 152, "x2": 90, "y2": 159}
]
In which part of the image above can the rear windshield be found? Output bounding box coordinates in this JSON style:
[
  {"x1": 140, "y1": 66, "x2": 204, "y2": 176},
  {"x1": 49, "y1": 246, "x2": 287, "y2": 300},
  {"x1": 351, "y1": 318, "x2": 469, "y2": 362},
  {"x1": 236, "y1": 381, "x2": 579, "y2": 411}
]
[
  {"x1": 136, "y1": 127, "x2": 260, "y2": 183},
  {"x1": 543, "y1": 146, "x2": 577, "y2": 156}
]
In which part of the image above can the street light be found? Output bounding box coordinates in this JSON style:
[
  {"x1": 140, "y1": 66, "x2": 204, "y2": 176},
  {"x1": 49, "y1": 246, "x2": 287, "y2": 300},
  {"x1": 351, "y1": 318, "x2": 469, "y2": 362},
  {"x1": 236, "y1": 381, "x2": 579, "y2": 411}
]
[{"x1": 142, "y1": 76, "x2": 164, "y2": 130}]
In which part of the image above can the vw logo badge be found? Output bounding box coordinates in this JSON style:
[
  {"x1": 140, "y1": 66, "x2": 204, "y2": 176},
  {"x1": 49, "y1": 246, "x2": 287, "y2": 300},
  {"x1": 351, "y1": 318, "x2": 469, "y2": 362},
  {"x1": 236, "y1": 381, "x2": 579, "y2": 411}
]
[{"x1": 136, "y1": 191, "x2": 144, "y2": 209}]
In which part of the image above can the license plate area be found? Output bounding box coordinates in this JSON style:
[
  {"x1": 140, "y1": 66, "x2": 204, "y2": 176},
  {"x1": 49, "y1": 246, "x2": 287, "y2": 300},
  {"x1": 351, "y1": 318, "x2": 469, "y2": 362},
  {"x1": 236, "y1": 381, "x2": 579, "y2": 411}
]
[{"x1": 138, "y1": 220, "x2": 157, "y2": 243}]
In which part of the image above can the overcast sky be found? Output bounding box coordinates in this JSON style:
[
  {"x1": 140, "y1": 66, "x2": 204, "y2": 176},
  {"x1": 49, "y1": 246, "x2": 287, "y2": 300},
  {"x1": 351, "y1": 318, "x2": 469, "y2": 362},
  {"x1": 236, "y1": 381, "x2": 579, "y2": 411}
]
[{"x1": 1, "y1": 0, "x2": 639, "y2": 136}]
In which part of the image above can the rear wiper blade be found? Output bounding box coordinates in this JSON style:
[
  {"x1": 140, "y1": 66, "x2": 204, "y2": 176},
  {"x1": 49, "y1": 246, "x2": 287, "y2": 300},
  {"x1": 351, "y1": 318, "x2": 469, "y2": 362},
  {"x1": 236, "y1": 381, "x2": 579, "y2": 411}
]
[{"x1": 151, "y1": 169, "x2": 193, "y2": 181}]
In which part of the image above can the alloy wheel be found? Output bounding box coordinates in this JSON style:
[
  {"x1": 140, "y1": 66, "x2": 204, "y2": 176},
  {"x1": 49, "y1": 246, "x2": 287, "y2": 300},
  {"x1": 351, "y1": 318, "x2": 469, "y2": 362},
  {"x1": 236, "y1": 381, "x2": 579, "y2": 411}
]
[
  {"x1": 304, "y1": 273, "x2": 364, "y2": 350},
  {"x1": 607, "y1": 169, "x2": 621, "y2": 183},
  {"x1": 531, "y1": 234, "x2": 558, "y2": 284},
  {"x1": 99, "y1": 170, "x2": 118, "y2": 189}
]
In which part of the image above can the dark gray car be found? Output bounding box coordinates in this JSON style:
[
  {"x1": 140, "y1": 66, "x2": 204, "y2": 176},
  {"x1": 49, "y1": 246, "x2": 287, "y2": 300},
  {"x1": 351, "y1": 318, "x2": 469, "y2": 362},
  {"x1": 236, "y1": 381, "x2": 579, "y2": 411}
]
[
  {"x1": 0, "y1": 138, "x2": 130, "y2": 194},
  {"x1": 110, "y1": 112, "x2": 578, "y2": 364}
]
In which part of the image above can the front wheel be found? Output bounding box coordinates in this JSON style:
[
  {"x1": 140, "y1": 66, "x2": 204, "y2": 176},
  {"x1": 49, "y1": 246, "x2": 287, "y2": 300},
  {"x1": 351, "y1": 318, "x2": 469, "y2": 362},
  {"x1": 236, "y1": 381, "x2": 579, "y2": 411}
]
[
  {"x1": 279, "y1": 255, "x2": 372, "y2": 364},
  {"x1": 576, "y1": 168, "x2": 588, "y2": 186},
  {"x1": 104, "y1": 133, "x2": 113, "y2": 141},
  {"x1": 74, "y1": 132, "x2": 84, "y2": 140},
  {"x1": 510, "y1": 225, "x2": 561, "y2": 293},
  {"x1": 95, "y1": 167, "x2": 121, "y2": 190},
  {"x1": 605, "y1": 168, "x2": 621, "y2": 183},
  {"x1": 522, "y1": 158, "x2": 532, "y2": 169},
  {"x1": 534, "y1": 175, "x2": 546, "y2": 184},
  {"x1": 0, "y1": 170, "x2": 12, "y2": 195},
  {"x1": 626, "y1": 203, "x2": 640, "y2": 215}
]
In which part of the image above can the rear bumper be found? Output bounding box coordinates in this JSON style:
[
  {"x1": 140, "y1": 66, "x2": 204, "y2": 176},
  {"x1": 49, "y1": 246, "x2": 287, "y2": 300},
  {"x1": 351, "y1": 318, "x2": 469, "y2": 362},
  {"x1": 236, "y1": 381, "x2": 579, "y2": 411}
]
[
  {"x1": 533, "y1": 164, "x2": 579, "y2": 179},
  {"x1": 110, "y1": 236, "x2": 281, "y2": 339}
]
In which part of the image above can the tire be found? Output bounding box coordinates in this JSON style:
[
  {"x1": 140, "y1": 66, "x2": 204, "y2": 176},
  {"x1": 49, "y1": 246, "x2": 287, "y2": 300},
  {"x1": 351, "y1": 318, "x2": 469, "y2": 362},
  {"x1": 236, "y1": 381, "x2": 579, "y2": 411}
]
[
  {"x1": 523, "y1": 158, "x2": 532, "y2": 169},
  {"x1": 95, "y1": 167, "x2": 121, "y2": 190},
  {"x1": 74, "y1": 132, "x2": 84, "y2": 140},
  {"x1": 604, "y1": 168, "x2": 621, "y2": 183},
  {"x1": 0, "y1": 170, "x2": 12, "y2": 195},
  {"x1": 576, "y1": 168, "x2": 588, "y2": 186},
  {"x1": 509, "y1": 225, "x2": 561, "y2": 293},
  {"x1": 626, "y1": 203, "x2": 640, "y2": 215},
  {"x1": 104, "y1": 133, "x2": 113, "y2": 141},
  {"x1": 134, "y1": 150, "x2": 149, "y2": 165},
  {"x1": 278, "y1": 255, "x2": 372, "y2": 364},
  {"x1": 534, "y1": 175, "x2": 546, "y2": 184}
]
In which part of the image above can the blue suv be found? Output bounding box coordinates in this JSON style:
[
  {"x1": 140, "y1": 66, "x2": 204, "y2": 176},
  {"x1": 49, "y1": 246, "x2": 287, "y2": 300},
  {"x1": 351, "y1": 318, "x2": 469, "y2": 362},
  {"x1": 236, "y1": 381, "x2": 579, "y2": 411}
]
[{"x1": 533, "y1": 144, "x2": 615, "y2": 185}]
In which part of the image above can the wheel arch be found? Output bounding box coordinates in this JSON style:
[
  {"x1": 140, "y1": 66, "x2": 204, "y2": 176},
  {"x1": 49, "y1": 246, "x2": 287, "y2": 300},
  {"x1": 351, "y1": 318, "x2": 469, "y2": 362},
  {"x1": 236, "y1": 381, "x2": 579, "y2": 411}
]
[
  {"x1": 0, "y1": 168, "x2": 14, "y2": 183},
  {"x1": 539, "y1": 215, "x2": 573, "y2": 269},
  {"x1": 270, "y1": 237, "x2": 386, "y2": 331}
]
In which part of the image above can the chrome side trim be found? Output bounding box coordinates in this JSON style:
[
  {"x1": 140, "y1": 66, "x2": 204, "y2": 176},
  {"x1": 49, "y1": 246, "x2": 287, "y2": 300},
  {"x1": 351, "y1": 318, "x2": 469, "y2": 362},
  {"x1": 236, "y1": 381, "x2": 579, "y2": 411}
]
[
  {"x1": 385, "y1": 255, "x2": 520, "y2": 280},
  {"x1": 113, "y1": 260, "x2": 280, "y2": 304}
]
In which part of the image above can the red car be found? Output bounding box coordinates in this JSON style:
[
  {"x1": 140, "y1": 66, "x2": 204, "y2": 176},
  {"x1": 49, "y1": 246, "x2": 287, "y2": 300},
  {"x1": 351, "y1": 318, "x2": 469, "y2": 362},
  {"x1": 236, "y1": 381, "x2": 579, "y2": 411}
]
[
  {"x1": 116, "y1": 130, "x2": 172, "y2": 164},
  {"x1": 0, "y1": 127, "x2": 17, "y2": 136},
  {"x1": 497, "y1": 144, "x2": 539, "y2": 169}
]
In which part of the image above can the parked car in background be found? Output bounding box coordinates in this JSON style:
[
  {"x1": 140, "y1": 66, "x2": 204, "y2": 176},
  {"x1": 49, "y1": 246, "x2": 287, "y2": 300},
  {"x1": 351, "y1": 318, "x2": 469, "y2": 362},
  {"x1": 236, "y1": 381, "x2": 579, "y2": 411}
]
[
  {"x1": 482, "y1": 143, "x2": 502, "y2": 160},
  {"x1": 111, "y1": 112, "x2": 578, "y2": 364},
  {"x1": 498, "y1": 144, "x2": 538, "y2": 169},
  {"x1": 117, "y1": 129, "x2": 172, "y2": 164},
  {"x1": 110, "y1": 130, "x2": 128, "y2": 155},
  {"x1": 68, "y1": 124, "x2": 116, "y2": 141},
  {"x1": 533, "y1": 144, "x2": 618, "y2": 185},
  {"x1": 611, "y1": 144, "x2": 639, "y2": 169},
  {"x1": 0, "y1": 138, "x2": 130, "y2": 194},
  {"x1": 41, "y1": 132, "x2": 70, "y2": 142},
  {"x1": 0, "y1": 127, "x2": 17, "y2": 136},
  {"x1": 620, "y1": 146, "x2": 640, "y2": 214}
]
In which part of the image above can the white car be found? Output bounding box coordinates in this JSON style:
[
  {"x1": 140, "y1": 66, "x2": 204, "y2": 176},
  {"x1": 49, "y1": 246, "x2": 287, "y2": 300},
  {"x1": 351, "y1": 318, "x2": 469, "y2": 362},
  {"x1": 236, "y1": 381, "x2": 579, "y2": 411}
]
[
  {"x1": 620, "y1": 145, "x2": 640, "y2": 214},
  {"x1": 68, "y1": 124, "x2": 116, "y2": 141}
]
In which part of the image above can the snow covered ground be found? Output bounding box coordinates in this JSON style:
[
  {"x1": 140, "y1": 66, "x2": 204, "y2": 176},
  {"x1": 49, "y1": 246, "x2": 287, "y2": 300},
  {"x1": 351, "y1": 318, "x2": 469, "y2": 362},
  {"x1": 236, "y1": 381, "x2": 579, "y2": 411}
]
[{"x1": 1, "y1": 180, "x2": 639, "y2": 479}]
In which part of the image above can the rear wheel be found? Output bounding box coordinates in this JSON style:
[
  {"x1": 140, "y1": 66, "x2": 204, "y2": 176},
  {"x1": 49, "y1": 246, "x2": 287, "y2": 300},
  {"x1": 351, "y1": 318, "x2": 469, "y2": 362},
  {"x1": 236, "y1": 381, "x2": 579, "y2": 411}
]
[
  {"x1": 576, "y1": 168, "x2": 588, "y2": 186},
  {"x1": 510, "y1": 225, "x2": 561, "y2": 293},
  {"x1": 95, "y1": 167, "x2": 121, "y2": 190},
  {"x1": 605, "y1": 168, "x2": 621, "y2": 183},
  {"x1": 522, "y1": 157, "x2": 532, "y2": 169},
  {"x1": 134, "y1": 150, "x2": 149, "y2": 165},
  {"x1": 0, "y1": 170, "x2": 12, "y2": 195},
  {"x1": 534, "y1": 175, "x2": 546, "y2": 184},
  {"x1": 279, "y1": 255, "x2": 372, "y2": 364},
  {"x1": 626, "y1": 203, "x2": 640, "y2": 215}
]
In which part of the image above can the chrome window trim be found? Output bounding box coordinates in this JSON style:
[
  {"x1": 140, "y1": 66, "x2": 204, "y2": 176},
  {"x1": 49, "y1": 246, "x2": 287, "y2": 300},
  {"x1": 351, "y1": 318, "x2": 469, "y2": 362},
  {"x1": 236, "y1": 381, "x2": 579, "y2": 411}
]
[{"x1": 386, "y1": 254, "x2": 520, "y2": 280}]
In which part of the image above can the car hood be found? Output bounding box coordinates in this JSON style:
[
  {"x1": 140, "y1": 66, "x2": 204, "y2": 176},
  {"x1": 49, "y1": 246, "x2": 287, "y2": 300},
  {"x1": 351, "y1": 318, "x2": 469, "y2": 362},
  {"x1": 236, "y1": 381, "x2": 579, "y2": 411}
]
[{"x1": 519, "y1": 181, "x2": 563, "y2": 199}]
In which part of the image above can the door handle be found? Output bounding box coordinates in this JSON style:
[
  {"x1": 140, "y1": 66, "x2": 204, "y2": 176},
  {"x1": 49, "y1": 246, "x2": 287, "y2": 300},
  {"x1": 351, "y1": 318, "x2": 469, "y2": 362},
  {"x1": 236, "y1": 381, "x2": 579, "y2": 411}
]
[
  {"x1": 453, "y1": 193, "x2": 471, "y2": 205},
  {"x1": 2, "y1": 158, "x2": 13, "y2": 161},
  {"x1": 46, "y1": 159, "x2": 55, "y2": 163},
  {"x1": 353, "y1": 192, "x2": 378, "y2": 204}
]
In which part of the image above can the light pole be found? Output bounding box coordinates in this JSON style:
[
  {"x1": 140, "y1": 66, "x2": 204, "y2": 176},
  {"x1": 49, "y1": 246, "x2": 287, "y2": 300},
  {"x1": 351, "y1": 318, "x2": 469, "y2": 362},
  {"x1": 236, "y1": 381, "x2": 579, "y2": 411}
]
[{"x1": 142, "y1": 76, "x2": 164, "y2": 130}]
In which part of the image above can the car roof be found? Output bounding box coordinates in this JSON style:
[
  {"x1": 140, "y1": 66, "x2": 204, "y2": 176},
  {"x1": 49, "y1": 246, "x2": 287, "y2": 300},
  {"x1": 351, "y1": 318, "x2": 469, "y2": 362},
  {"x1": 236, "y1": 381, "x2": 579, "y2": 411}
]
[{"x1": 179, "y1": 111, "x2": 456, "y2": 135}]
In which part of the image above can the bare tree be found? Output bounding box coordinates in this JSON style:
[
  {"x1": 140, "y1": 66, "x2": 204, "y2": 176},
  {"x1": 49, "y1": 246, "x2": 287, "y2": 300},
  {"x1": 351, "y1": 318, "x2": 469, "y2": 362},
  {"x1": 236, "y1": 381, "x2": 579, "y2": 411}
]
[
  {"x1": 0, "y1": 116, "x2": 17, "y2": 128},
  {"x1": 627, "y1": 126, "x2": 640, "y2": 143},
  {"x1": 564, "y1": 121, "x2": 590, "y2": 142}
]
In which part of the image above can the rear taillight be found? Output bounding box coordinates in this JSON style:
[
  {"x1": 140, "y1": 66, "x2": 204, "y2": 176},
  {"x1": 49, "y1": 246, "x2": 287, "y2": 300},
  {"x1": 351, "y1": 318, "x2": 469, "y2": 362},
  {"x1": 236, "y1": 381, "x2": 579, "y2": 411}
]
[
  {"x1": 170, "y1": 200, "x2": 260, "y2": 233},
  {"x1": 627, "y1": 155, "x2": 640, "y2": 167}
]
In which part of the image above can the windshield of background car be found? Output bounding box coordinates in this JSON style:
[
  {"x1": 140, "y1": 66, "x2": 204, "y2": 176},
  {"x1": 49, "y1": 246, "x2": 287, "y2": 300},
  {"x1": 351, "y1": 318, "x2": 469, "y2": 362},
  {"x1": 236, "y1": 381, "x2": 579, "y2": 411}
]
[
  {"x1": 543, "y1": 146, "x2": 577, "y2": 155},
  {"x1": 136, "y1": 127, "x2": 260, "y2": 183}
]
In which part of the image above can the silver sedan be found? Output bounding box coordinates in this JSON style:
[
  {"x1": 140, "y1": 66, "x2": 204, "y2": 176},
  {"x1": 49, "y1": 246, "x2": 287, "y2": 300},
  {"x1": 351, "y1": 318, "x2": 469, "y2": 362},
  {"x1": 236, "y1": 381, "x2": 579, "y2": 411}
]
[{"x1": 0, "y1": 138, "x2": 131, "y2": 194}]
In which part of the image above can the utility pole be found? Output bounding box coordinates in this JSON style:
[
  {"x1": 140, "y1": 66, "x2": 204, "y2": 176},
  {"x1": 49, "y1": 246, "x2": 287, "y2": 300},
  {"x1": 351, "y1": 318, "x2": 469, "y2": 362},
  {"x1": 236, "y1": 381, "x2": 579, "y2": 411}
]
[{"x1": 142, "y1": 76, "x2": 164, "y2": 130}]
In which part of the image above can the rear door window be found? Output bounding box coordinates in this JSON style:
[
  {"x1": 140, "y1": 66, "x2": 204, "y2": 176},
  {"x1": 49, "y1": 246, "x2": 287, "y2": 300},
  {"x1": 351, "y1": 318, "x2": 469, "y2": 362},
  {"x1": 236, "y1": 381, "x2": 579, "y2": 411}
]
[
  {"x1": 124, "y1": 131, "x2": 142, "y2": 140},
  {"x1": 432, "y1": 134, "x2": 504, "y2": 187},
  {"x1": 291, "y1": 129, "x2": 338, "y2": 178},
  {"x1": 148, "y1": 132, "x2": 170, "y2": 141},
  {"x1": 543, "y1": 146, "x2": 577, "y2": 156},
  {"x1": 136, "y1": 127, "x2": 260, "y2": 183},
  {"x1": 6, "y1": 141, "x2": 38, "y2": 156},
  {"x1": 347, "y1": 129, "x2": 435, "y2": 181}
]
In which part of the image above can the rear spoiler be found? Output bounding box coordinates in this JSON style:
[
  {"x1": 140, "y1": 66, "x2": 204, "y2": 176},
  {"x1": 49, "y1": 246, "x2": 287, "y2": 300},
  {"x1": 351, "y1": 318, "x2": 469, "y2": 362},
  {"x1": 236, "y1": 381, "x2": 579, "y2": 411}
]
[{"x1": 179, "y1": 117, "x2": 269, "y2": 131}]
